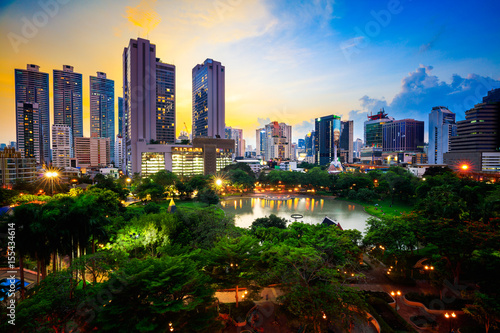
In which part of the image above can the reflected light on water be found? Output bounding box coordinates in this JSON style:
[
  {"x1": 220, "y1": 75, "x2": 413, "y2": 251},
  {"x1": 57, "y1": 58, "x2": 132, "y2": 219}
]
[{"x1": 221, "y1": 197, "x2": 369, "y2": 233}]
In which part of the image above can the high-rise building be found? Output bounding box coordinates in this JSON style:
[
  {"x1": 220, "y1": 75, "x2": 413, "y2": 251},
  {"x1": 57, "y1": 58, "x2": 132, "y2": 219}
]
[
  {"x1": 118, "y1": 97, "x2": 124, "y2": 137},
  {"x1": 382, "y1": 119, "x2": 424, "y2": 152},
  {"x1": 123, "y1": 38, "x2": 157, "y2": 174},
  {"x1": 305, "y1": 131, "x2": 315, "y2": 158},
  {"x1": 353, "y1": 138, "x2": 363, "y2": 158},
  {"x1": 192, "y1": 59, "x2": 225, "y2": 138},
  {"x1": 53, "y1": 65, "x2": 83, "y2": 151},
  {"x1": 263, "y1": 121, "x2": 292, "y2": 161},
  {"x1": 298, "y1": 139, "x2": 305, "y2": 149},
  {"x1": 52, "y1": 124, "x2": 72, "y2": 168},
  {"x1": 445, "y1": 88, "x2": 500, "y2": 172},
  {"x1": 90, "y1": 72, "x2": 115, "y2": 162},
  {"x1": 428, "y1": 106, "x2": 456, "y2": 164},
  {"x1": 115, "y1": 136, "x2": 124, "y2": 170},
  {"x1": 315, "y1": 115, "x2": 341, "y2": 166},
  {"x1": 256, "y1": 128, "x2": 266, "y2": 158},
  {"x1": 225, "y1": 127, "x2": 244, "y2": 157},
  {"x1": 14, "y1": 64, "x2": 50, "y2": 164},
  {"x1": 340, "y1": 120, "x2": 354, "y2": 163},
  {"x1": 156, "y1": 60, "x2": 176, "y2": 143},
  {"x1": 15, "y1": 102, "x2": 40, "y2": 163},
  {"x1": 364, "y1": 109, "x2": 394, "y2": 148}
]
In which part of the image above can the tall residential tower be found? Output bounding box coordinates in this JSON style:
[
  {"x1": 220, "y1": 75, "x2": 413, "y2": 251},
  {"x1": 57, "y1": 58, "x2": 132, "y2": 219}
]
[
  {"x1": 14, "y1": 64, "x2": 50, "y2": 164},
  {"x1": 123, "y1": 38, "x2": 157, "y2": 174},
  {"x1": 53, "y1": 65, "x2": 83, "y2": 152},
  {"x1": 156, "y1": 60, "x2": 176, "y2": 143},
  {"x1": 192, "y1": 59, "x2": 225, "y2": 138},
  {"x1": 90, "y1": 72, "x2": 115, "y2": 163}
]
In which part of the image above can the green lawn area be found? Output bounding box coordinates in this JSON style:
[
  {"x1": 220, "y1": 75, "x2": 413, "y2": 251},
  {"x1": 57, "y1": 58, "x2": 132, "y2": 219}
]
[
  {"x1": 338, "y1": 197, "x2": 414, "y2": 218},
  {"x1": 126, "y1": 199, "x2": 208, "y2": 211}
]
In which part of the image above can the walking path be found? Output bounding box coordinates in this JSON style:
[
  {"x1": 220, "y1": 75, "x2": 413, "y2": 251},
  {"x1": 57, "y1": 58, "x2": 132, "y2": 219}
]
[{"x1": 355, "y1": 254, "x2": 468, "y2": 333}]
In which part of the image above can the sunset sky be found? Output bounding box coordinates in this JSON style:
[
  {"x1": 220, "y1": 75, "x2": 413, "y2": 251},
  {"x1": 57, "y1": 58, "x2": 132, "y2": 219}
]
[{"x1": 1, "y1": 0, "x2": 500, "y2": 147}]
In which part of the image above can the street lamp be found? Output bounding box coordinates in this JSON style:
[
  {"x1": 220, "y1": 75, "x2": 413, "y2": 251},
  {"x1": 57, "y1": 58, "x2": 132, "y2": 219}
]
[
  {"x1": 444, "y1": 312, "x2": 456, "y2": 332},
  {"x1": 45, "y1": 171, "x2": 59, "y2": 195},
  {"x1": 391, "y1": 290, "x2": 401, "y2": 311}
]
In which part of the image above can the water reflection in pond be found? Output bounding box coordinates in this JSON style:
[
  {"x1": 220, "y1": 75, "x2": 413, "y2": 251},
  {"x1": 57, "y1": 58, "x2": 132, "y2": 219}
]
[{"x1": 220, "y1": 196, "x2": 370, "y2": 233}]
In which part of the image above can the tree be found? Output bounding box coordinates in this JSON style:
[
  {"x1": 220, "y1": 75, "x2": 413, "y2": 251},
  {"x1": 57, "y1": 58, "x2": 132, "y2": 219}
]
[
  {"x1": 9, "y1": 271, "x2": 86, "y2": 332},
  {"x1": 0, "y1": 188, "x2": 17, "y2": 206},
  {"x1": 251, "y1": 214, "x2": 287, "y2": 231},
  {"x1": 170, "y1": 206, "x2": 236, "y2": 250},
  {"x1": 91, "y1": 175, "x2": 129, "y2": 200},
  {"x1": 263, "y1": 244, "x2": 365, "y2": 332},
  {"x1": 204, "y1": 235, "x2": 262, "y2": 307},
  {"x1": 94, "y1": 256, "x2": 220, "y2": 332},
  {"x1": 187, "y1": 174, "x2": 209, "y2": 191},
  {"x1": 413, "y1": 216, "x2": 500, "y2": 286},
  {"x1": 363, "y1": 216, "x2": 417, "y2": 273},
  {"x1": 306, "y1": 167, "x2": 331, "y2": 188},
  {"x1": 464, "y1": 292, "x2": 500, "y2": 333},
  {"x1": 174, "y1": 180, "x2": 194, "y2": 200},
  {"x1": 152, "y1": 170, "x2": 178, "y2": 197},
  {"x1": 197, "y1": 187, "x2": 219, "y2": 205},
  {"x1": 134, "y1": 178, "x2": 165, "y2": 202},
  {"x1": 416, "y1": 185, "x2": 465, "y2": 222},
  {"x1": 228, "y1": 169, "x2": 255, "y2": 192}
]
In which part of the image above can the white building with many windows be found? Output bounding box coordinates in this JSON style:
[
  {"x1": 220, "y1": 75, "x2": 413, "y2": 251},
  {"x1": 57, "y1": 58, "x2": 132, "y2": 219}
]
[{"x1": 52, "y1": 124, "x2": 72, "y2": 168}]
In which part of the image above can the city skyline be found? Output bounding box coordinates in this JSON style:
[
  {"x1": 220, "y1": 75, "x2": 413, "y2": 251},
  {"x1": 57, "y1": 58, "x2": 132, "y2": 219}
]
[{"x1": 1, "y1": 0, "x2": 500, "y2": 147}]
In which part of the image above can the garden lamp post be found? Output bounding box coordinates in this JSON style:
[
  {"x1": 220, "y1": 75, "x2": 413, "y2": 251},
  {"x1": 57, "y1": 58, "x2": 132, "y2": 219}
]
[{"x1": 391, "y1": 290, "x2": 401, "y2": 311}]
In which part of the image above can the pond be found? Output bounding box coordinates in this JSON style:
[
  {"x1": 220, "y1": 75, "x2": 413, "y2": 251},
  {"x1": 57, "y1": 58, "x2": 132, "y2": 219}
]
[{"x1": 221, "y1": 196, "x2": 371, "y2": 233}]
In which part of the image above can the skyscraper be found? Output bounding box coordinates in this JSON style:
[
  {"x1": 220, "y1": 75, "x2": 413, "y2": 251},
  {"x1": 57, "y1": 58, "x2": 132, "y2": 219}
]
[
  {"x1": 53, "y1": 65, "x2": 83, "y2": 151},
  {"x1": 305, "y1": 131, "x2": 315, "y2": 158},
  {"x1": 340, "y1": 120, "x2": 354, "y2": 163},
  {"x1": 115, "y1": 136, "x2": 124, "y2": 170},
  {"x1": 364, "y1": 109, "x2": 394, "y2": 148},
  {"x1": 118, "y1": 97, "x2": 123, "y2": 137},
  {"x1": 315, "y1": 115, "x2": 341, "y2": 166},
  {"x1": 90, "y1": 72, "x2": 115, "y2": 163},
  {"x1": 123, "y1": 38, "x2": 157, "y2": 174},
  {"x1": 156, "y1": 60, "x2": 176, "y2": 143},
  {"x1": 382, "y1": 119, "x2": 424, "y2": 152},
  {"x1": 428, "y1": 106, "x2": 456, "y2": 164},
  {"x1": 353, "y1": 138, "x2": 363, "y2": 158},
  {"x1": 14, "y1": 64, "x2": 50, "y2": 164},
  {"x1": 445, "y1": 88, "x2": 500, "y2": 172},
  {"x1": 263, "y1": 121, "x2": 292, "y2": 160},
  {"x1": 192, "y1": 59, "x2": 225, "y2": 138},
  {"x1": 256, "y1": 128, "x2": 266, "y2": 158},
  {"x1": 15, "y1": 102, "x2": 40, "y2": 162}
]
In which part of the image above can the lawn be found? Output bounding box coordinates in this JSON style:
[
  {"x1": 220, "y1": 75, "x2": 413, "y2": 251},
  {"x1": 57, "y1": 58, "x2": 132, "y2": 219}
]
[
  {"x1": 126, "y1": 199, "x2": 208, "y2": 211},
  {"x1": 338, "y1": 197, "x2": 414, "y2": 218}
]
